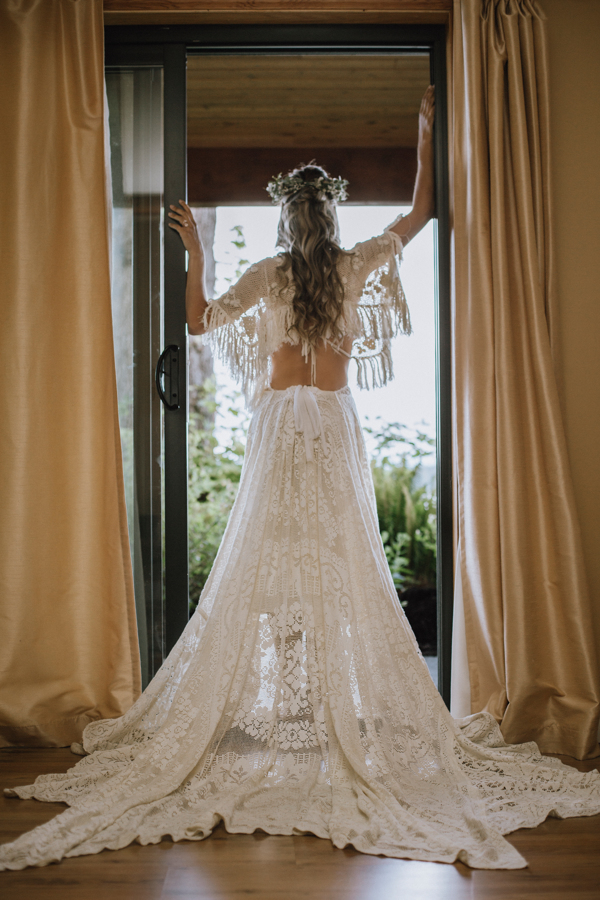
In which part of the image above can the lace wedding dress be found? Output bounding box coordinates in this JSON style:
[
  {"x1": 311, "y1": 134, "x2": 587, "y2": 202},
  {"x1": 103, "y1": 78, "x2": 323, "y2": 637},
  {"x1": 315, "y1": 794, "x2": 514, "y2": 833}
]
[{"x1": 2, "y1": 231, "x2": 599, "y2": 872}]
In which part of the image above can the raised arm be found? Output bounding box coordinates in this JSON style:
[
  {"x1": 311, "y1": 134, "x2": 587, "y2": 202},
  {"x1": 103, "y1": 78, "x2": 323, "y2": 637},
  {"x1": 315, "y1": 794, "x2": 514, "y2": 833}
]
[
  {"x1": 168, "y1": 200, "x2": 209, "y2": 335},
  {"x1": 388, "y1": 85, "x2": 435, "y2": 247}
]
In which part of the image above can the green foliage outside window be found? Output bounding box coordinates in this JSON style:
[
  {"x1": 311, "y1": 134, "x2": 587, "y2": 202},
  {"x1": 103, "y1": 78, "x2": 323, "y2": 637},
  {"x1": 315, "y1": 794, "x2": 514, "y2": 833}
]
[
  {"x1": 365, "y1": 419, "x2": 437, "y2": 591},
  {"x1": 188, "y1": 379, "x2": 249, "y2": 611},
  {"x1": 188, "y1": 387, "x2": 437, "y2": 612}
]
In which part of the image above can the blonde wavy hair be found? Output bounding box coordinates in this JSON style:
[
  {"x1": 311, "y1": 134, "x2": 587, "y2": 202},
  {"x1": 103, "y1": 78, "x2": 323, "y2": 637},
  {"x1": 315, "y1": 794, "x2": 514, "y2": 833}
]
[{"x1": 275, "y1": 165, "x2": 350, "y2": 349}]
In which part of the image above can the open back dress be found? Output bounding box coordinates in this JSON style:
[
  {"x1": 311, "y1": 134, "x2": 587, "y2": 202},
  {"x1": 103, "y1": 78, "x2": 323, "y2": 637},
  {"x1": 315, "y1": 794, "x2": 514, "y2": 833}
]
[{"x1": 1, "y1": 229, "x2": 599, "y2": 872}]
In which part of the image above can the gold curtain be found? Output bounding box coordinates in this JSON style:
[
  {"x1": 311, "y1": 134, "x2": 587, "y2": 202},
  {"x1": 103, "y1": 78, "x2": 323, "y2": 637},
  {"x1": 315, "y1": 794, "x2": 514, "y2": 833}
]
[
  {"x1": 0, "y1": 0, "x2": 141, "y2": 747},
  {"x1": 451, "y1": 0, "x2": 600, "y2": 758}
]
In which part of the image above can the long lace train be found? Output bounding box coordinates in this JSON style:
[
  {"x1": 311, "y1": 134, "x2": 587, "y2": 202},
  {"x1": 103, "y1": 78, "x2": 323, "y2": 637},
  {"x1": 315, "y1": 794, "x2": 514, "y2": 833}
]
[{"x1": 1, "y1": 385, "x2": 599, "y2": 871}]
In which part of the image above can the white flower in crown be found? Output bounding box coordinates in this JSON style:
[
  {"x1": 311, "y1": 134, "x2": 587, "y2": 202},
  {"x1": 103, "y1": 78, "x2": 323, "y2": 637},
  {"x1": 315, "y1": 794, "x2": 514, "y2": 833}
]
[{"x1": 266, "y1": 172, "x2": 349, "y2": 204}]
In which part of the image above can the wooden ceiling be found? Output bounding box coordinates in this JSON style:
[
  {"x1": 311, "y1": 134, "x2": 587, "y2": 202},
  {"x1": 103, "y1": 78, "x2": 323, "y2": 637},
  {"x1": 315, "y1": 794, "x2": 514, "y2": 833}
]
[{"x1": 187, "y1": 54, "x2": 431, "y2": 148}]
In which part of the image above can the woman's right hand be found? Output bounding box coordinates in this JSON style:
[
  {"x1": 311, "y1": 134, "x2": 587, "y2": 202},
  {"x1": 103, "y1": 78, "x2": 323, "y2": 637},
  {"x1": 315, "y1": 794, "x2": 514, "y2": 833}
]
[{"x1": 417, "y1": 85, "x2": 435, "y2": 157}]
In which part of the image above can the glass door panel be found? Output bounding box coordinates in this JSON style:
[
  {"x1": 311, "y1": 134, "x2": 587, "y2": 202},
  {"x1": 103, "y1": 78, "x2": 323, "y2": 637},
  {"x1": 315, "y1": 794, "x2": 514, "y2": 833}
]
[
  {"x1": 104, "y1": 25, "x2": 449, "y2": 702},
  {"x1": 106, "y1": 67, "x2": 165, "y2": 686}
]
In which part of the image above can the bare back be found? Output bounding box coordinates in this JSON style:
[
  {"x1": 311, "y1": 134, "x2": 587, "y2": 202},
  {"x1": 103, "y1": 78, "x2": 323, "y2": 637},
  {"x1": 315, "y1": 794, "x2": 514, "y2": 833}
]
[{"x1": 270, "y1": 336, "x2": 354, "y2": 391}]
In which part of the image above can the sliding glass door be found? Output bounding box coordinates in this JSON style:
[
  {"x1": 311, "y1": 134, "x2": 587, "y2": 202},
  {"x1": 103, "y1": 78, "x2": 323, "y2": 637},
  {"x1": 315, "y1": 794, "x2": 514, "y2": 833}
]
[
  {"x1": 105, "y1": 47, "x2": 188, "y2": 687},
  {"x1": 105, "y1": 25, "x2": 451, "y2": 705},
  {"x1": 106, "y1": 67, "x2": 164, "y2": 685}
]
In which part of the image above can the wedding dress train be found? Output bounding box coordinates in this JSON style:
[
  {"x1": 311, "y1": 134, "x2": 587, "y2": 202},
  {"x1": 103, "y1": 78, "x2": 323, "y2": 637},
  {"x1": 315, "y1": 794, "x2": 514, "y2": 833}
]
[{"x1": 2, "y1": 384, "x2": 599, "y2": 871}]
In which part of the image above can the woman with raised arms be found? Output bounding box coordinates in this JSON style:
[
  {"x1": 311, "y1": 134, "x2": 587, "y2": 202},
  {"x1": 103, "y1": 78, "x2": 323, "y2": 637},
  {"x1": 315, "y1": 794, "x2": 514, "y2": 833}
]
[{"x1": 2, "y1": 86, "x2": 599, "y2": 872}]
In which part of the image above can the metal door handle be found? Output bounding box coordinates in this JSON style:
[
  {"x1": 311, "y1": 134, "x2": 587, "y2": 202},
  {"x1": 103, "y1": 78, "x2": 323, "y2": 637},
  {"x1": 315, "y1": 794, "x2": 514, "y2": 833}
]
[{"x1": 155, "y1": 344, "x2": 180, "y2": 410}]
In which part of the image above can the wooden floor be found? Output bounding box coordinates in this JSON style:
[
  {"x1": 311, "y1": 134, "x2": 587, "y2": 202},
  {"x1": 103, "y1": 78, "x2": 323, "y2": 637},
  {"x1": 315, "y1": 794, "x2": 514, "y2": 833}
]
[{"x1": 1, "y1": 749, "x2": 600, "y2": 899}]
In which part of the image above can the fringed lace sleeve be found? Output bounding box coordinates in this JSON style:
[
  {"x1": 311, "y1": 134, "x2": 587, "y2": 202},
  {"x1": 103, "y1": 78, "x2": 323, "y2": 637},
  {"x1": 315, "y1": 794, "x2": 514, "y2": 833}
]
[
  {"x1": 199, "y1": 259, "x2": 277, "y2": 403},
  {"x1": 341, "y1": 231, "x2": 411, "y2": 391}
]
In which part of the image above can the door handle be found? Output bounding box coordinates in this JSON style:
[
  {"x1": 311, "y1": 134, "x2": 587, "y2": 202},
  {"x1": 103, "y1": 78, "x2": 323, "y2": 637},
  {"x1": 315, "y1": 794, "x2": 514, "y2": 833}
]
[{"x1": 155, "y1": 344, "x2": 180, "y2": 410}]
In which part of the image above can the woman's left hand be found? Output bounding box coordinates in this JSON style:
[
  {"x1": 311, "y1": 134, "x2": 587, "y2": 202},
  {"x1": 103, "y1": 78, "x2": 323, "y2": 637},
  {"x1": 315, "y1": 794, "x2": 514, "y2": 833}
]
[{"x1": 168, "y1": 200, "x2": 203, "y2": 258}]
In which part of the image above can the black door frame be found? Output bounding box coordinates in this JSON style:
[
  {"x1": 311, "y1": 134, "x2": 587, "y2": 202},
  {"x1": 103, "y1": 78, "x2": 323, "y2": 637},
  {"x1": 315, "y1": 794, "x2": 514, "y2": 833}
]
[{"x1": 105, "y1": 24, "x2": 453, "y2": 705}]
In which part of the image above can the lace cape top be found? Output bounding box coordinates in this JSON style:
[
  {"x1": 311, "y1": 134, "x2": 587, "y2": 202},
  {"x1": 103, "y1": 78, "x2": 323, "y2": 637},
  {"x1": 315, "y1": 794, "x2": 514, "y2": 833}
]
[{"x1": 200, "y1": 229, "x2": 410, "y2": 408}]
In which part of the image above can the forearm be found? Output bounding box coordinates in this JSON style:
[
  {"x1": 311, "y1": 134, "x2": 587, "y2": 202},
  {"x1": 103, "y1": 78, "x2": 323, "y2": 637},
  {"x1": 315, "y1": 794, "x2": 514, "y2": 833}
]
[
  {"x1": 393, "y1": 145, "x2": 435, "y2": 245},
  {"x1": 389, "y1": 85, "x2": 435, "y2": 246},
  {"x1": 186, "y1": 250, "x2": 208, "y2": 336},
  {"x1": 411, "y1": 141, "x2": 435, "y2": 226}
]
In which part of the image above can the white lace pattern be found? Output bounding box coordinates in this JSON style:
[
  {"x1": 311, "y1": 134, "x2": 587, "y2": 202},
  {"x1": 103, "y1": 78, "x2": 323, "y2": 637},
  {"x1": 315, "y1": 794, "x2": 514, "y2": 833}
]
[{"x1": 1, "y1": 386, "x2": 599, "y2": 871}]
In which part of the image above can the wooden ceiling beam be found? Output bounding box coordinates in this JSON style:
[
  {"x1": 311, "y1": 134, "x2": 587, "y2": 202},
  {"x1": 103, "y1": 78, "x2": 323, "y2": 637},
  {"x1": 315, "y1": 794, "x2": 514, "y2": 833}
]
[
  {"x1": 104, "y1": 1, "x2": 451, "y2": 26},
  {"x1": 188, "y1": 146, "x2": 417, "y2": 205}
]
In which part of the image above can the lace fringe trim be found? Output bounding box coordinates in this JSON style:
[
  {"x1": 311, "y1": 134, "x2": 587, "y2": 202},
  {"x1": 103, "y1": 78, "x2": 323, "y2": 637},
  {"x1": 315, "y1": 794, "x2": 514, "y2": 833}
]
[
  {"x1": 201, "y1": 302, "x2": 262, "y2": 401},
  {"x1": 201, "y1": 252, "x2": 410, "y2": 407},
  {"x1": 355, "y1": 341, "x2": 394, "y2": 390}
]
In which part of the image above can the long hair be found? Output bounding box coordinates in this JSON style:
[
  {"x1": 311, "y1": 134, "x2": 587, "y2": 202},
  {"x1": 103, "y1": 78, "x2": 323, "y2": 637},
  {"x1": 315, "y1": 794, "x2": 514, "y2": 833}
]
[{"x1": 275, "y1": 165, "x2": 349, "y2": 349}]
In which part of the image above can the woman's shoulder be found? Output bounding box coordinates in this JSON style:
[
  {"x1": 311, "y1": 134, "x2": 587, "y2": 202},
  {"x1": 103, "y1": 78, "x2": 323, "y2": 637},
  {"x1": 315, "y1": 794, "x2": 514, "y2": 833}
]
[
  {"x1": 338, "y1": 231, "x2": 403, "y2": 285},
  {"x1": 240, "y1": 255, "x2": 281, "y2": 275},
  {"x1": 244, "y1": 254, "x2": 288, "y2": 280},
  {"x1": 227, "y1": 255, "x2": 284, "y2": 293},
  {"x1": 346, "y1": 230, "x2": 402, "y2": 258},
  {"x1": 250, "y1": 254, "x2": 288, "y2": 293}
]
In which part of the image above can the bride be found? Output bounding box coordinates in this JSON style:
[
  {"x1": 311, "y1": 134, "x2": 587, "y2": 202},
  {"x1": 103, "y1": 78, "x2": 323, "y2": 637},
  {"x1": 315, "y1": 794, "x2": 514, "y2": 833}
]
[{"x1": 1, "y1": 86, "x2": 599, "y2": 872}]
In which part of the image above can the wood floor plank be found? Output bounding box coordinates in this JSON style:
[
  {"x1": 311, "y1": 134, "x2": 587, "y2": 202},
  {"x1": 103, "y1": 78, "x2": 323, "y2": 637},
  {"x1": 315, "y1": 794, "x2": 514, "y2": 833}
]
[
  {"x1": 0, "y1": 749, "x2": 75, "y2": 844},
  {"x1": 1, "y1": 749, "x2": 600, "y2": 898},
  {"x1": 160, "y1": 858, "x2": 474, "y2": 900}
]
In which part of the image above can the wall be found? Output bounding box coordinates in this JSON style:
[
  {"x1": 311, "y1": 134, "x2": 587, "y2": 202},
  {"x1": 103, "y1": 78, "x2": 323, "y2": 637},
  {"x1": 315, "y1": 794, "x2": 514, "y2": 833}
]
[{"x1": 544, "y1": 0, "x2": 600, "y2": 646}]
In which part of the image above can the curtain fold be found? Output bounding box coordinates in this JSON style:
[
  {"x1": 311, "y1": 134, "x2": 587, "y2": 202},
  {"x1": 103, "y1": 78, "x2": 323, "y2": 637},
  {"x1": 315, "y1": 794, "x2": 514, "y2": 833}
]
[
  {"x1": 0, "y1": 0, "x2": 141, "y2": 747},
  {"x1": 450, "y1": 0, "x2": 600, "y2": 758}
]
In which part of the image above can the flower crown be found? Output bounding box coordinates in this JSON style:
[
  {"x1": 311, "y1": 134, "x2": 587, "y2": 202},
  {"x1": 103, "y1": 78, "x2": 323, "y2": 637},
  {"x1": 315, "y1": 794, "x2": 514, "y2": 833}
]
[{"x1": 266, "y1": 172, "x2": 349, "y2": 204}]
